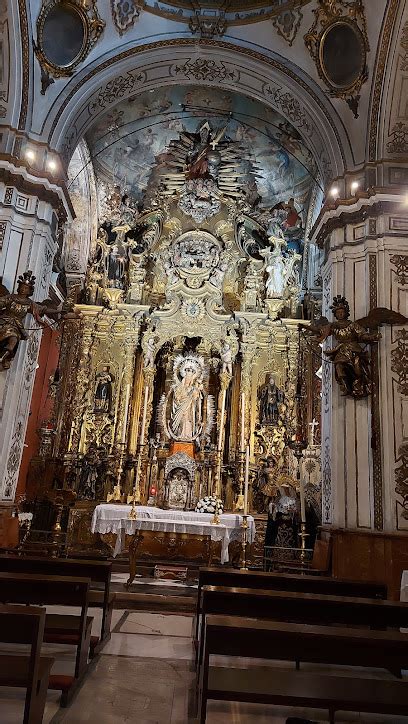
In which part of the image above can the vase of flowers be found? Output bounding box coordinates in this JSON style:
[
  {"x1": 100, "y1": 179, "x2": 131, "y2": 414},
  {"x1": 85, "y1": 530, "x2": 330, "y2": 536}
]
[{"x1": 195, "y1": 496, "x2": 224, "y2": 517}]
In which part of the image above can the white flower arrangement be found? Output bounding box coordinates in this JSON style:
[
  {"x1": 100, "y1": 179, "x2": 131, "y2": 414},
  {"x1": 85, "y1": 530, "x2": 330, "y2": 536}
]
[
  {"x1": 17, "y1": 512, "x2": 33, "y2": 525},
  {"x1": 195, "y1": 496, "x2": 224, "y2": 515}
]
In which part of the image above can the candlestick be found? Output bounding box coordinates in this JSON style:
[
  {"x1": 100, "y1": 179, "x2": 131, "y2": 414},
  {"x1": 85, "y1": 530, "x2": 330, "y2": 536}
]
[
  {"x1": 140, "y1": 385, "x2": 149, "y2": 445},
  {"x1": 240, "y1": 392, "x2": 245, "y2": 452},
  {"x1": 121, "y1": 383, "x2": 131, "y2": 444},
  {"x1": 243, "y1": 444, "x2": 249, "y2": 515},
  {"x1": 218, "y1": 388, "x2": 226, "y2": 452}
]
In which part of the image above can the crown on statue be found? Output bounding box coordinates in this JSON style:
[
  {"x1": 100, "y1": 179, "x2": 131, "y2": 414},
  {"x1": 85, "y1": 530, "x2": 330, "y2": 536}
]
[
  {"x1": 17, "y1": 270, "x2": 36, "y2": 295},
  {"x1": 330, "y1": 295, "x2": 350, "y2": 318}
]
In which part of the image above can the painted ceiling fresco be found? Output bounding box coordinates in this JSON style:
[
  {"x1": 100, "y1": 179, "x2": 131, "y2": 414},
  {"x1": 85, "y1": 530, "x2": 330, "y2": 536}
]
[{"x1": 85, "y1": 85, "x2": 317, "y2": 213}]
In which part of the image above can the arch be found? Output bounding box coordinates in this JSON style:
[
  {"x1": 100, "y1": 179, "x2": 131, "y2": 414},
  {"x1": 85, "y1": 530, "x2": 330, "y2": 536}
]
[{"x1": 40, "y1": 40, "x2": 351, "y2": 184}]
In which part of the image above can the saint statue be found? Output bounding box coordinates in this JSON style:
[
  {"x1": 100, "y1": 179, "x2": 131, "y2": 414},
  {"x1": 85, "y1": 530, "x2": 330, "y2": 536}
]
[
  {"x1": 260, "y1": 242, "x2": 301, "y2": 298},
  {"x1": 94, "y1": 366, "x2": 113, "y2": 413},
  {"x1": 78, "y1": 443, "x2": 104, "y2": 500},
  {"x1": 169, "y1": 356, "x2": 204, "y2": 441},
  {"x1": 258, "y1": 374, "x2": 284, "y2": 425},
  {"x1": 0, "y1": 271, "x2": 59, "y2": 370}
]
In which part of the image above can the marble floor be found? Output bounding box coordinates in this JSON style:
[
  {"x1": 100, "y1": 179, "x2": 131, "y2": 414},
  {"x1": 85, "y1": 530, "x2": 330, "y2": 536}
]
[{"x1": 1, "y1": 608, "x2": 408, "y2": 723}]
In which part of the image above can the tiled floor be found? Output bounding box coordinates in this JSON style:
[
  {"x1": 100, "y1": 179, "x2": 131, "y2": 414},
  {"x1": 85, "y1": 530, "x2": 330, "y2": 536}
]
[{"x1": 2, "y1": 608, "x2": 408, "y2": 723}]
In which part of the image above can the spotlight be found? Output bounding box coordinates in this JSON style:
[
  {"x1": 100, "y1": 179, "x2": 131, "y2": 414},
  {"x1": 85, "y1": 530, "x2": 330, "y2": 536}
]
[
  {"x1": 47, "y1": 158, "x2": 57, "y2": 172},
  {"x1": 330, "y1": 186, "x2": 339, "y2": 199},
  {"x1": 351, "y1": 181, "x2": 359, "y2": 193},
  {"x1": 25, "y1": 149, "x2": 36, "y2": 162}
]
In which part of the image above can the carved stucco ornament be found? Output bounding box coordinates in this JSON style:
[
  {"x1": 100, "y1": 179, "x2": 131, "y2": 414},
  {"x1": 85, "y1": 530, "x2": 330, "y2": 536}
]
[
  {"x1": 111, "y1": 0, "x2": 144, "y2": 35},
  {"x1": 304, "y1": 0, "x2": 369, "y2": 118}
]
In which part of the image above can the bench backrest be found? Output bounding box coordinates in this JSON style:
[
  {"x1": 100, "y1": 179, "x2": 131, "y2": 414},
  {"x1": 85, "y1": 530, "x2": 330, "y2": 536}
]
[
  {"x1": 0, "y1": 572, "x2": 90, "y2": 607},
  {"x1": 198, "y1": 566, "x2": 387, "y2": 599},
  {"x1": 0, "y1": 555, "x2": 112, "y2": 585},
  {"x1": 0, "y1": 604, "x2": 47, "y2": 722},
  {"x1": 203, "y1": 615, "x2": 408, "y2": 670},
  {"x1": 201, "y1": 585, "x2": 408, "y2": 627}
]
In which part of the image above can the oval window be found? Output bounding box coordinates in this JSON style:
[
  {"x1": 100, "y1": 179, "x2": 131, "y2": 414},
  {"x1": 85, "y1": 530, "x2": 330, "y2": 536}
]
[
  {"x1": 41, "y1": 3, "x2": 86, "y2": 69},
  {"x1": 320, "y1": 21, "x2": 365, "y2": 90}
]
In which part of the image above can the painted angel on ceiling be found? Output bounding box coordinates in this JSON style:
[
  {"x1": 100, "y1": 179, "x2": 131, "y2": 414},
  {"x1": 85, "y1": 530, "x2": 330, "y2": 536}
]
[
  {"x1": 0, "y1": 271, "x2": 60, "y2": 370},
  {"x1": 306, "y1": 295, "x2": 408, "y2": 398}
]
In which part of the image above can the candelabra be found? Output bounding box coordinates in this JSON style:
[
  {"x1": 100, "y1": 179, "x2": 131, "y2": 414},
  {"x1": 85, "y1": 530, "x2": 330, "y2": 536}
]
[
  {"x1": 240, "y1": 514, "x2": 249, "y2": 570},
  {"x1": 234, "y1": 450, "x2": 245, "y2": 511},
  {"x1": 128, "y1": 443, "x2": 145, "y2": 519}
]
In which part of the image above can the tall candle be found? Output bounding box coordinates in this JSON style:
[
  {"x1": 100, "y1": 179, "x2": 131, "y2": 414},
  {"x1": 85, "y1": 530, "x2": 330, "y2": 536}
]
[
  {"x1": 218, "y1": 388, "x2": 226, "y2": 452},
  {"x1": 139, "y1": 385, "x2": 149, "y2": 445},
  {"x1": 121, "y1": 383, "x2": 131, "y2": 444},
  {"x1": 299, "y1": 470, "x2": 306, "y2": 524},
  {"x1": 243, "y1": 445, "x2": 250, "y2": 515},
  {"x1": 240, "y1": 392, "x2": 245, "y2": 452}
]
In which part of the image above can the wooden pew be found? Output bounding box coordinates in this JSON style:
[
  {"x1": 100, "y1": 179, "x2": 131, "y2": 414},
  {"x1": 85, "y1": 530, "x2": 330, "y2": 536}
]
[
  {"x1": 0, "y1": 572, "x2": 93, "y2": 705},
  {"x1": 0, "y1": 555, "x2": 114, "y2": 649},
  {"x1": 0, "y1": 605, "x2": 54, "y2": 724},
  {"x1": 198, "y1": 615, "x2": 408, "y2": 723},
  {"x1": 195, "y1": 566, "x2": 387, "y2": 644},
  {"x1": 197, "y1": 585, "x2": 408, "y2": 669}
]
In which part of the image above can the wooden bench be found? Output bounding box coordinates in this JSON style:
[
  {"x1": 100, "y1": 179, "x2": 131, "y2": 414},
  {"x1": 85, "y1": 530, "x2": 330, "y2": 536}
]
[
  {"x1": 0, "y1": 572, "x2": 93, "y2": 705},
  {"x1": 196, "y1": 584, "x2": 408, "y2": 668},
  {"x1": 0, "y1": 605, "x2": 54, "y2": 724},
  {"x1": 195, "y1": 566, "x2": 387, "y2": 644},
  {"x1": 198, "y1": 615, "x2": 408, "y2": 723},
  {"x1": 0, "y1": 555, "x2": 114, "y2": 649}
]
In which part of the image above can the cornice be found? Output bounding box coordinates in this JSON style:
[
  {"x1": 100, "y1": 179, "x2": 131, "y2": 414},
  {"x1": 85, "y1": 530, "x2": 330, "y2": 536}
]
[
  {"x1": 0, "y1": 161, "x2": 75, "y2": 220},
  {"x1": 311, "y1": 187, "x2": 406, "y2": 246}
]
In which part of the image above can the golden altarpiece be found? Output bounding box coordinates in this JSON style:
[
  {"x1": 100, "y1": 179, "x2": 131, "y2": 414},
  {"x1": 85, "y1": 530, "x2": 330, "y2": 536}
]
[{"x1": 42, "y1": 123, "x2": 322, "y2": 564}]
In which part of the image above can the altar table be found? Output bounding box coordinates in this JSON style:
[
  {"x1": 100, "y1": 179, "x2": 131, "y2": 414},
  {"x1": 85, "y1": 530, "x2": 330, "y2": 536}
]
[{"x1": 91, "y1": 504, "x2": 255, "y2": 567}]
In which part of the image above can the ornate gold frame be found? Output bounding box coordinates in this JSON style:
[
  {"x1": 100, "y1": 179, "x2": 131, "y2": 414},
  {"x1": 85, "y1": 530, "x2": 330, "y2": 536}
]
[
  {"x1": 318, "y1": 20, "x2": 366, "y2": 92},
  {"x1": 304, "y1": 1, "x2": 369, "y2": 118},
  {"x1": 35, "y1": 0, "x2": 105, "y2": 79}
]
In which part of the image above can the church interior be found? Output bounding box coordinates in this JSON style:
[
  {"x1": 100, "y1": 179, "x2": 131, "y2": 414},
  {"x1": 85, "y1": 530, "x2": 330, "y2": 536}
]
[{"x1": 1, "y1": 1, "x2": 408, "y2": 722}]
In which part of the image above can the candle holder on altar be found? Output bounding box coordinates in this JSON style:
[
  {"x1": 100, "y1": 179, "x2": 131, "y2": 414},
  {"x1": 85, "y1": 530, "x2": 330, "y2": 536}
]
[
  {"x1": 234, "y1": 449, "x2": 245, "y2": 512},
  {"x1": 240, "y1": 514, "x2": 249, "y2": 570},
  {"x1": 128, "y1": 444, "x2": 145, "y2": 518},
  {"x1": 288, "y1": 436, "x2": 309, "y2": 563}
]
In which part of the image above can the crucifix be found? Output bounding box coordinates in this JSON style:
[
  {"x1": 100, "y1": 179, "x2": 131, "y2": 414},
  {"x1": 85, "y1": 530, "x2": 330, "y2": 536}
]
[{"x1": 308, "y1": 418, "x2": 319, "y2": 447}]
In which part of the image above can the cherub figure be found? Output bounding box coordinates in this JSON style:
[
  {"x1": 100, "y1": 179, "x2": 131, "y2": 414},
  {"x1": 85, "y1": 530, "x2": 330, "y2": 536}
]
[{"x1": 0, "y1": 271, "x2": 59, "y2": 370}]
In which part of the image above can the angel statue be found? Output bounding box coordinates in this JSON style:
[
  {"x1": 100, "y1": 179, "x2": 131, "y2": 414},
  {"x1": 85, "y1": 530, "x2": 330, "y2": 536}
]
[
  {"x1": 307, "y1": 295, "x2": 408, "y2": 398},
  {"x1": 0, "y1": 271, "x2": 59, "y2": 370}
]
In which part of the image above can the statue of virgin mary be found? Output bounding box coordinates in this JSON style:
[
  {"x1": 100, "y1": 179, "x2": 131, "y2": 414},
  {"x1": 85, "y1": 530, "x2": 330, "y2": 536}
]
[{"x1": 169, "y1": 355, "x2": 204, "y2": 441}]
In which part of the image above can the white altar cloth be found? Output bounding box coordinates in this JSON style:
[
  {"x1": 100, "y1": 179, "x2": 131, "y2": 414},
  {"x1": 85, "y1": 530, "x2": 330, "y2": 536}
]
[{"x1": 91, "y1": 504, "x2": 256, "y2": 564}]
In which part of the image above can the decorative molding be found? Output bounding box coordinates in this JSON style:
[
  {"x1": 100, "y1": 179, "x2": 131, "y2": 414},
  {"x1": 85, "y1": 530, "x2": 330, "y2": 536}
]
[
  {"x1": 368, "y1": 0, "x2": 400, "y2": 161},
  {"x1": 272, "y1": 8, "x2": 303, "y2": 47},
  {"x1": 400, "y1": 19, "x2": 408, "y2": 70},
  {"x1": 0, "y1": 221, "x2": 6, "y2": 249},
  {"x1": 369, "y1": 253, "x2": 383, "y2": 531},
  {"x1": 173, "y1": 58, "x2": 238, "y2": 83},
  {"x1": 390, "y1": 254, "x2": 408, "y2": 285},
  {"x1": 391, "y1": 328, "x2": 408, "y2": 396},
  {"x1": 111, "y1": 0, "x2": 143, "y2": 36},
  {"x1": 189, "y1": 14, "x2": 227, "y2": 38},
  {"x1": 395, "y1": 442, "x2": 408, "y2": 520},
  {"x1": 387, "y1": 122, "x2": 408, "y2": 154},
  {"x1": 0, "y1": 167, "x2": 72, "y2": 220},
  {"x1": 17, "y1": 0, "x2": 29, "y2": 131}
]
